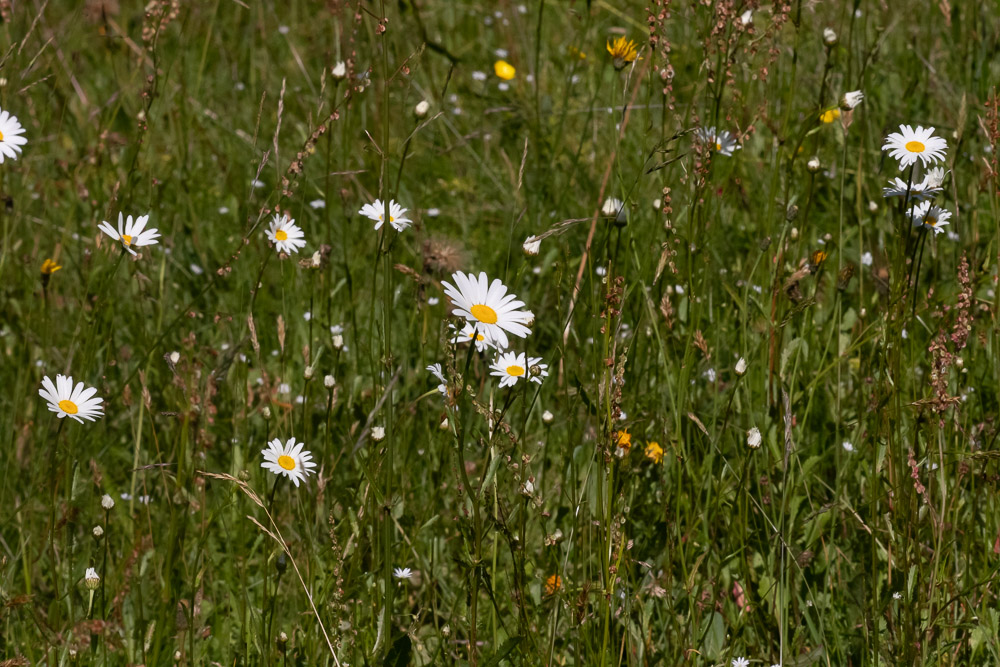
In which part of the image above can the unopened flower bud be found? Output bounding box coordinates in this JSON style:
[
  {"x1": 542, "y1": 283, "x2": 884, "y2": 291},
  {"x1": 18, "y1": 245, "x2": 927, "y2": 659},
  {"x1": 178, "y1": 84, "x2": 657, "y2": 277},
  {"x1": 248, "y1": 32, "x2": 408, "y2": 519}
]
[
  {"x1": 93, "y1": 525, "x2": 104, "y2": 538},
  {"x1": 332, "y1": 334, "x2": 345, "y2": 349},
  {"x1": 735, "y1": 357, "x2": 748, "y2": 375},
  {"x1": 823, "y1": 27, "x2": 838, "y2": 46},
  {"x1": 747, "y1": 426, "x2": 762, "y2": 449},
  {"x1": 806, "y1": 156, "x2": 822, "y2": 173},
  {"x1": 331, "y1": 61, "x2": 347, "y2": 80},
  {"x1": 415, "y1": 100, "x2": 430, "y2": 118},
  {"x1": 522, "y1": 235, "x2": 541, "y2": 256},
  {"x1": 262, "y1": 406, "x2": 272, "y2": 420},
  {"x1": 542, "y1": 410, "x2": 554, "y2": 424},
  {"x1": 372, "y1": 426, "x2": 385, "y2": 441},
  {"x1": 85, "y1": 567, "x2": 101, "y2": 590},
  {"x1": 324, "y1": 375, "x2": 336, "y2": 388},
  {"x1": 101, "y1": 494, "x2": 115, "y2": 510},
  {"x1": 304, "y1": 366, "x2": 314, "y2": 380}
]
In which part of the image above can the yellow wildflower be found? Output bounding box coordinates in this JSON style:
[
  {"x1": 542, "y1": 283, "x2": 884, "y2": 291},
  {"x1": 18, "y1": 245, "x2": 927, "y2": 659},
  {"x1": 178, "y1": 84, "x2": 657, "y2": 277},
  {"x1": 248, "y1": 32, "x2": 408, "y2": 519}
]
[
  {"x1": 606, "y1": 36, "x2": 639, "y2": 70},
  {"x1": 819, "y1": 108, "x2": 841, "y2": 124},
  {"x1": 644, "y1": 442, "x2": 664, "y2": 464},
  {"x1": 615, "y1": 429, "x2": 632, "y2": 452},
  {"x1": 41, "y1": 259, "x2": 62, "y2": 275},
  {"x1": 494, "y1": 60, "x2": 516, "y2": 81},
  {"x1": 545, "y1": 574, "x2": 562, "y2": 596}
]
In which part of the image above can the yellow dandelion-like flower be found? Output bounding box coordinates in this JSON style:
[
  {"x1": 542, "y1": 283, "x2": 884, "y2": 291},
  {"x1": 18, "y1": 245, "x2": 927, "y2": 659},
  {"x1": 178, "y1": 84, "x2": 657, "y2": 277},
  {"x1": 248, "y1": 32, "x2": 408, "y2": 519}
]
[
  {"x1": 644, "y1": 442, "x2": 664, "y2": 464},
  {"x1": 615, "y1": 429, "x2": 632, "y2": 451},
  {"x1": 606, "y1": 36, "x2": 639, "y2": 69},
  {"x1": 494, "y1": 60, "x2": 516, "y2": 81},
  {"x1": 819, "y1": 108, "x2": 841, "y2": 124},
  {"x1": 545, "y1": 574, "x2": 562, "y2": 596},
  {"x1": 41, "y1": 259, "x2": 62, "y2": 275}
]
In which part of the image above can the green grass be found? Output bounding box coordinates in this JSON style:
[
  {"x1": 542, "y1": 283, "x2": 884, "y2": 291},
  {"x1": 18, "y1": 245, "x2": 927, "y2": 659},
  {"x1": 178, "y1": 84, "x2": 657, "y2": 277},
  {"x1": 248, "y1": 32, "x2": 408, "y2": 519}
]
[{"x1": 2, "y1": 0, "x2": 1000, "y2": 665}]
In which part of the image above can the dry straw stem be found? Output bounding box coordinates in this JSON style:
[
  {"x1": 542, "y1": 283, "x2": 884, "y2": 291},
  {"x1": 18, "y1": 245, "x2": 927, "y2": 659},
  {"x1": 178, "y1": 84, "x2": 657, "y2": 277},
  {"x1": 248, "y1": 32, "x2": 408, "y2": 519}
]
[{"x1": 200, "y1": 471, "x2": 342, "y2": 666}]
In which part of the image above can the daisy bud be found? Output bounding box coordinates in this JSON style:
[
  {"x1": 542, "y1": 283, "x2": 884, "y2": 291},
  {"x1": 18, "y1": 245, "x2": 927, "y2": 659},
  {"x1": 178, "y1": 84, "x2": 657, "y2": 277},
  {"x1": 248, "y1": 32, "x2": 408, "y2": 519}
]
[
  {"x1": 169, "y1": 351, "x2": 180, "y2": 365},
  {"x1": 372, "y1": 426, "x2": 386, "y2": 441},
  {"x1": 747, "y1": 426, "x2": 762, "y2": 449},
  {"x1": 822, "y1": 27, "x2": 838, "y2": 46},
  {"x1": 522, "y1": 235, "x2": 541, "y2": 256},
  {"x1": 262, "y1": 406, "x2": 272, "y2": 420},
  {"x1": 806, "y1": 156, "x2": 822, "y2": 173},
  {"x1": 84, "y1": 567, "x2": 101, "y2": 590},
  {"x1": 542, "y1": 409, "x2": 554, "y2": 424},
  {"x1": 277, "y1": 632, "x2": 288, "y2": 650},
  {"x1": 735, "y1": 357, "x2": 748, "y2": 375},
  {"x1": 414, "y1": 100, "x2": 430, "y2": 118},
  {"x1": 439, "y1": 416, "x2": 450, "y2": 430},
  {"x1": 601, "y1": 197, "x2": 624, "y2": 218},
  {"x1": 309, "y1": 251, "x2": 322, "y2": 268},
  {"x1": 304, "y1": 366, "x2": 314, "y2": 380},
  {"x1": 324, "y1": 374, "x2": 336, "y2": 388},
  {"x1": 529, "y1": 364, "x2": 542, "y2": 377},
  {"x1": 441, "y1": 625, "x2": 451, "y2": 638},
  {"x1": 840, "y1": 90, "x2": 864, "y2": 110},
  {"x1": 331, "y1": 61, "x2": 347, "y2": 80},
  {"x1": 520, "y1": 479, "x2": 534, "y2": 497},
  {"x1": 868, "y1": 200, "x2": 878, "y2": 213},
  {"x1": 174, "y1": 651, "x2": 182, "y2": 662},
  {"x1": 101, "y1": 494, "x2": 115, "y2": 510},
  {"x1": 93, "y1": 525, "x2": 104, "y2": 538},
  {"x1": 332, "y1": 334, "x2": 345, "y2": 350},
  {"x1": 790, "y1": 227, "x2": 799, "y2": 240}
]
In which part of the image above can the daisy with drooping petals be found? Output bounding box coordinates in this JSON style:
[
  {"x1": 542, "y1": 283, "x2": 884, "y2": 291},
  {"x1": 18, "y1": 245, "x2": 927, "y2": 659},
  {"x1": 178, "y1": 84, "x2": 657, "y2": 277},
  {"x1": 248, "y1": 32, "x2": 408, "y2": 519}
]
[
  {"x1": 39, "y1": 374, "x2": 104, "y2": 423},
  {"x1": 882, "y1": 176, "x2": 942, "y2": 202},
  {"x1": 882, "y1": 125, "x2": 948, "y2": 168},
  {"x1": 450, "y1": 322, "x2": 494, "y2": 352},
  {"x1": 909, "y1": 201, "x2": 952, "y2": 235},
  {"x1": 490, "y1": 351, "x2": 548, "y2": 388},
  {"x1": 442, "y1": 272, "x2": 533, "y2": 350},
  {"x1": 427, "y1": 363, "x2": 448, "y2": 397},
  {"x1": 359, "y1": 199, "x2": 412, "y2": 232},
  {"x1": 98, "y1": 213, "x2": 161, "y2": 256},
  {"x1": 266, "y1": 214, "x2": 306, "y2": 254},
  {"x1": 696, "y1": 127, "x2": 740, "y2": 156},
  {"x1": 260, "y1": 437, "x2": 317, "y2": 487},
  {"x1": 0, "y1": 107, "x2": 28, "y2": 163}
]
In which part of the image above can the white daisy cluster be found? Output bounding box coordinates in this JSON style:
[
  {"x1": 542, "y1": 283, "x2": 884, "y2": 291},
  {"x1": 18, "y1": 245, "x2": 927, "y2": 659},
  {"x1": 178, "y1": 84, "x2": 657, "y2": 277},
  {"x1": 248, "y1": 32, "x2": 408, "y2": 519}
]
[
  {"x1": 359, "y1": 198, "x2": 412, "y2": 232},
  {"x1": 432, "y1": 271, "x2": 548, "y2": 391},
  {"x1": 882, "y1": 125, "x2": 953, "y2": 236}
]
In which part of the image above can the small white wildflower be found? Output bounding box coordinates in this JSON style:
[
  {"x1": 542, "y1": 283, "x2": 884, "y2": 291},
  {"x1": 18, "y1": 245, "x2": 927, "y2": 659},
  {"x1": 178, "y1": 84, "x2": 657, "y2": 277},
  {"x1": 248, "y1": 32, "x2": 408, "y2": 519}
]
[
  {"x1": 747, "y1": 427, "x2": 762, "y2": 449},
  {"x1": 735, "y1": 357, "x2": 748, "y2": 375},
  {"x1": 323, "y1": 375, "x2": 336, "y2": 388},
  {"x1": 842, "y1": 440, "x2": 855, "y2": 453},
  {"x1": 523, "y1": 235, "x2": 541, "y2": 256},
  {"x1": 823, "y1": 27, "x2": 838, "y2": 46},
  {"x1": 415, "y1": 100, "x2": 430, "y2": 118},
  {"x1": 393, "y1": 567, "x2": 413, "y2": 580},
  {"x1": 101, "y1": 494, "x2": 115, "y2": 510},
  {"x1": 331, "y1": 61, "x2": 347, "y2": 80},
  {"x1": 372, "y1": 426, "x2": 386, "y2": 441},
  {"x1": 861, "y1": 251, "x2": 873, "y2": 267},
  {"x1": 309, "y1": 199, "x2": 326, "y2": 209},
  {"x1": 740, "y1": 9, "x2": 752, "y2": 24},
  {"x1": 542, "y1": 409, "x2": 554, "y2": 424}
]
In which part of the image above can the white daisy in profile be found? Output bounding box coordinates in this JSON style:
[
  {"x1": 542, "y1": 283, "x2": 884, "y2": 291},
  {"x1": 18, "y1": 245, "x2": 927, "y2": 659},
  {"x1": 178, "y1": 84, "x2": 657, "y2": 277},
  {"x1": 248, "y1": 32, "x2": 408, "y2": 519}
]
[
  {"x1": 393, "y1": 567, "x2": 413, "y2": 580},
  {"x1": 450, "y1": 322, "x2": 494, "y2": 352},
  {"x1": 358, "y1": 199, "x2": 412, "y2": 232},
  {"x1": 601, "y1": 197, "x2": 624, "y2": 218},
  {"x1": 696, "y1": 127, "x2": 740, "y2": 156},
  {"x1": 442, "y1": 272, "x2": 533, "y2": 350},
  {"x1": 260, "y1": 437, "x2": 317, "y2": 487},
  {"x1": 266, "y1": 214, "x2": 306, "y2": 254},
  {"x1": 882, "y1": 125, "x2": 948, "y2": 168},
  {"x1": 882, "y1": 177, "x2": 941, "y2": 202},
  {"x1": 39, "y1": 374, "x2": 104, "y2": 423},
  {"x1": 427, "y1": 363, "x2": 448, "y2": 397},
  {"x1": 98, "y1": 213, "x2": 161, "y2": 256},
  {"x1": 922, "y1": 166, "x2": 948, "y2": 189},
  {"x1": 909, "y1": 201, "x2": 952, "y2": 235},
  {"x1": 490, "y1": 351, "x2": 548, "y2": 388},
  {"x1": 731, "y1": 658, "x2": 750, "y2": 667},
  {"x1": 0, "y1": 107, "x2": 28, "y2": 163}
]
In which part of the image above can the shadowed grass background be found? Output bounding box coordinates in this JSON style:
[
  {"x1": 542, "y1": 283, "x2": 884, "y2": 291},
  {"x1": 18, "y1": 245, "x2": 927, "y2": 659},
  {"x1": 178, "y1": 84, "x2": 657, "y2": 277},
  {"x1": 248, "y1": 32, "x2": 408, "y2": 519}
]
[{"x1": 2, "y1": 0, "x2": 1000, "y2": 665}]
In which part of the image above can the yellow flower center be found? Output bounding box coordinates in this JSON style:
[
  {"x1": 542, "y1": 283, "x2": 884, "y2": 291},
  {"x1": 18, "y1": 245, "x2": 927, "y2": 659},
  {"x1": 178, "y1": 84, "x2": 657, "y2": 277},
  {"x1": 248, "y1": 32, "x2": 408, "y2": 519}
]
[
  {"x1": 121, "y1": 234, "x2": 132, "y2": 246},
  {"x1": 278, "y1": 455, "x2": 296, "y2": 470},
  {"x1": 0, "y1": 130, "x2": 4, "y2": 141},
  {"x1": 926, "y1": 216, "x2": 937, "y2": 226},
  {"x1": 275, "y1": 230, "x2": 288, "y2": 241},
  {"x1": 506, "y1": 365, "x2": 525, "y2": 377},
  {"x1": 470, "y1": 304, "x2": 498, "y2": 324},
  {"x1": 59, "y1": 399, "x2": 79, "y2": 415},
  {"x1": 905, "y1": 140, "x2": 925, "y2": 153},
  {"x1": 715, "y1": 142, "x2": 722, "y2": 151}
]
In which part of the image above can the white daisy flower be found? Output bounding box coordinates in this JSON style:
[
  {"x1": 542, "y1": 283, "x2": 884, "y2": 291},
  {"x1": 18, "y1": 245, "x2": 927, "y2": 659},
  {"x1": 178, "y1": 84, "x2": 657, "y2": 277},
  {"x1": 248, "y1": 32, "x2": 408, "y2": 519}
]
[
  {"x1": 840, "y1": 90, "x2": 864, "y2": 110},
  {"x1": 441, "y1": 271, "x2": 533, "y2": 350},
  {"x1": 39, "y1": 374, "x2": 104, "y2": 424},
  {"x1": 98, "y1": 213, "x2": 161, "y2": 256},
  {"x1": 522, "y1": 235, "x2": 541, "y2": 256},
  {"x1": 490, "y1": 351, "x2": 548, "y2": 388},
  {"x1": 696, "y1": 126, "x2": 740, "y2": 156},
  {"x1": 601, "y1": 197, "x2": 624, "y2": 218},
  {"x1": 309, "y1": 199, "x2": 326, "y2": 209},
  {"x1": 260, "y1": 437, "x2": 317, "y2": 487},
  {"x1": 909, "y1": 201, "x2": 952, "y2": 235},
  {"x1": 427, "y1": 363, "x2": 448, "y2": 397},
  {"x1": 922, "y1": 166, "x2": 948, "y2": 188},
  {"x1": 393, "y1": 567, "x2": 413, "y2": 579},
  {"x1": 881, "y1": 177, "x2": 941, "y2": 202},
  {"x1": 358, "y1": 199, "x2": 412, "y2": 232},
  {"x1": 0, "y1": 107, "x2": 28, "y2": 163},
  {"x1": 450, "y1": 322, "x2": 495, "y2": 352},
  {"x1": 266, "y1": 214, "x2": 306, "y2": 254},
  {"x1": 84, "y1": 567, "x2": 101, "y2": 590},
  {"x1": 882, "y1": 125, "x2": 948, "y2": 168},
  {"x1": 732, "y1": 658, "x2": 750, "y2": 667}
]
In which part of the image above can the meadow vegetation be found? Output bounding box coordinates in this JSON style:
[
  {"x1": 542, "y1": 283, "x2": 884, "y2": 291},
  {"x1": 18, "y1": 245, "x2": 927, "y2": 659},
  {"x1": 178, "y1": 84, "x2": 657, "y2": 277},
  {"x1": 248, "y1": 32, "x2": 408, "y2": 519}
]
[{"x1": 2, "y1": 0, "x2": 1000, "y2": 665}]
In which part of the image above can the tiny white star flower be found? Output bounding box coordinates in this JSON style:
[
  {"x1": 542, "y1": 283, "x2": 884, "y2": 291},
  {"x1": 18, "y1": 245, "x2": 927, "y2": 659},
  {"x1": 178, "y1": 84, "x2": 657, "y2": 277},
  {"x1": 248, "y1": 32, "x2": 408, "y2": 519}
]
[{"x1": 393, "y1": 567, "x2": 413, "y2": 580}]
